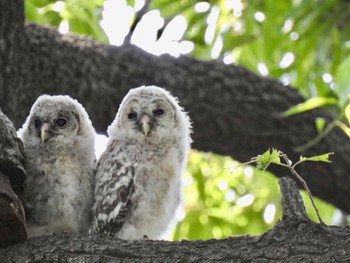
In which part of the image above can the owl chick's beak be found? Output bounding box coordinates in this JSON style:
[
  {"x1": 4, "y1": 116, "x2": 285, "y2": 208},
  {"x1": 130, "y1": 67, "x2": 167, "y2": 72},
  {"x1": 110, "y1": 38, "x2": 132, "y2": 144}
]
[
  {"x1": 40, "y1": 123, "x2": 50, "y2": 143},
  {"x1": 140, "y1": 115, "x2": 151, "y2": 136}
]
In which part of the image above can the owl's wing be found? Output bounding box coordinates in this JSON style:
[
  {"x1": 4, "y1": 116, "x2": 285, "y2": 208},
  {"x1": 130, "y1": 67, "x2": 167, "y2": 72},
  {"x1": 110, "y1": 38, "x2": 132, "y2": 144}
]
[{"x1": 91, "y1": 140, "x2": 135, "y2": 236}]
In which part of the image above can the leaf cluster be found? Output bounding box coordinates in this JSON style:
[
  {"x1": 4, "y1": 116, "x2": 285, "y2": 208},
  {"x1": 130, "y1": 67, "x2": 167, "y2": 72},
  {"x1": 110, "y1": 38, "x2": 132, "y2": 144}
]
[{"x1": 25, "y1": 0, "x2": 108, "y2": 42}]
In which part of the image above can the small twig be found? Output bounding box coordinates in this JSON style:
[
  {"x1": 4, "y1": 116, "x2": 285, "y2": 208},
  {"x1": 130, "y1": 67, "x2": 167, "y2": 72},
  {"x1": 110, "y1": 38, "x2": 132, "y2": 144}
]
[
  {"x1": 280, "y1": 153, "x2": 325, "y2": 225},
  {"x1": 124, "y1": 0, "x2": 151, "y2": 44},
  {"x1": 294, "y1": 111, "x2": 344, "y2": 153},
  {"x1": 226, "y1": 159, "x2": 261, "y2": 173}
]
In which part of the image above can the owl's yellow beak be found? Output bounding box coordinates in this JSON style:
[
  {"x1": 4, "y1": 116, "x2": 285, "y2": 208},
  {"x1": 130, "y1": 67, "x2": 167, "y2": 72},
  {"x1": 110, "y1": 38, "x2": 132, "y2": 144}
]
[
  {"x1": 41, "y1": 123, "x2": 50, "y2": 143},
  {"x1": 140, "y1": 115, "x2": 151, "y2": 136}
]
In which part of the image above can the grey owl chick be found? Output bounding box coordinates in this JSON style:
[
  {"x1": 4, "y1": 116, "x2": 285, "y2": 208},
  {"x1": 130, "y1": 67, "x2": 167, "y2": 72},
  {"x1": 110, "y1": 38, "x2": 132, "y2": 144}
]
[
  {"x1": 19, "y1": 95, "x2": 95, "y2": 238},
  {"x1": 90, "y1": 85, "x2": 192, "y2": 239}
]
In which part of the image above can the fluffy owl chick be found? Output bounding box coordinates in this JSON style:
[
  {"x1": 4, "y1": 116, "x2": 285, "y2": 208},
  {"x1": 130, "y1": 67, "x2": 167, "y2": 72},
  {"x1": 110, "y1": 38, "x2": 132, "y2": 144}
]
[
  {"x1": 19, "y1": 95, "x2": 95, "y2": 238},
  {"x1": 90, "y1": 85, "x2": 192, "y2": 239}
]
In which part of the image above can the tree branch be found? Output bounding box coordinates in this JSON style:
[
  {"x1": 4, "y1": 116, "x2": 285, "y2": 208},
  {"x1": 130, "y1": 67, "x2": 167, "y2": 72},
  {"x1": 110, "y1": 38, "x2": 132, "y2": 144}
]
[
  {"x1": 1, "y1": 176, "x2": 350, "y2": 262},
  {"x1": 124, "y1": 0, "x2": 151, "y2": 44}
]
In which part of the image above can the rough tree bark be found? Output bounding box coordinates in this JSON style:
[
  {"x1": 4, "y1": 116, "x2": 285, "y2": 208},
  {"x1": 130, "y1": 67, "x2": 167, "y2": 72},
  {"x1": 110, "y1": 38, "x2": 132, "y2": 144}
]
[
  {"x1": 1, "y1": 177, "x2": 350, "y2": 262},
  {"x1": 0, "y1": 110, "x2": 27, "y2": 246},
  {"x1": 1, "y1": 0, "x2": 349, "y2": 214}
]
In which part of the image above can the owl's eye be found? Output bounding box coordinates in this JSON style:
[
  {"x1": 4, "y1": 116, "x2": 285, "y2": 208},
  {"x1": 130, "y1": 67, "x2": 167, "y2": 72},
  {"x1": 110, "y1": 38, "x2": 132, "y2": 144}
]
[
  {"x1": 153, "y1": 109, "x2": 164, "y2": 116},
  {"x1": 55, "y1": 117, "x2": 67, "y2": 127},
  {"x1": 34, "y1": 119, "x2": 41, "y2": 128},
  {"x1": 128, "y1": 112, "x2": 137, "y2": 120}
]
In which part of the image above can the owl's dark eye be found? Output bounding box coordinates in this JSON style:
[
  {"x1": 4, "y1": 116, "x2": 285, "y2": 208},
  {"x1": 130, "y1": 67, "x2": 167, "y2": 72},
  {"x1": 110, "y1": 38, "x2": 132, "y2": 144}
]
[
  {"x1": 153, "y1": 109, "x2": 164, "y2": 116},
  {"x1": 128, "y1": 112, "x2": 137, "y2": 120},
  {"x1": 34, "y1": 119, "x2": 41, "y2": 128},
  {"x1": 55, "y1": 117, "x2": 67, "y2": 127}
]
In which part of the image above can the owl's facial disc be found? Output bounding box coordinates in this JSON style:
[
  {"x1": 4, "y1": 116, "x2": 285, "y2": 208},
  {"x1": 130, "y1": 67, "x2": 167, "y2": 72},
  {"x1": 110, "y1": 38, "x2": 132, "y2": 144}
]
[
  {"x1": 124, "y1": 96, "x2": 168, "y2": 137},
  {"x1": 32, "y1": 113, "x2": 74, "y2": 143}
]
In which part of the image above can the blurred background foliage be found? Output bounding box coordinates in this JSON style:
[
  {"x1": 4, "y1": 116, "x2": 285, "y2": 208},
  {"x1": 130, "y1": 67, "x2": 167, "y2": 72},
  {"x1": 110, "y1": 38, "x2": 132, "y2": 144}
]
[{"x1": 25, "y1": 0, "x2": 348, "y2": 240}]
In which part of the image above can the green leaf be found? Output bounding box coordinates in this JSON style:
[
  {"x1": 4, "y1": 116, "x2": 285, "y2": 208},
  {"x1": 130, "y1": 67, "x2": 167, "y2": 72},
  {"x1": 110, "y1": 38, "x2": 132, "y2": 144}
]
[
  {"x1": 282, "y1": 97, "x2": 338, "y2": 117},
  {"x1": 315, "y1": 117, "x2": 326, "y2": 133},
  {"x1": 336, "y1": 121, "x2": 350, "y2": 138},
  {"x1": 126, "y1": 0, "x2": 135, "y2": 7},
  {"x1": 31, "y1": 0, "x2": 56, "y2": 8},
  {"x1": 335, "y1": 55, "x2": 350, "y2": 106},
  {"x1": 299, "y1": 153, "x2": 334, "y2": 163},
  {"x1": 256, "y1": 149, "x2": 281, "y2": 170}
]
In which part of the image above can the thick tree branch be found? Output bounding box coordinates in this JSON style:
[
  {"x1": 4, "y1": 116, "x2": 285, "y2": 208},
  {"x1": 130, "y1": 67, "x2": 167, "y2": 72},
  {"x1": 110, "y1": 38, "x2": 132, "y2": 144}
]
[{"x1": 1, "y1": 177, "x2": 350, "y2": 262}]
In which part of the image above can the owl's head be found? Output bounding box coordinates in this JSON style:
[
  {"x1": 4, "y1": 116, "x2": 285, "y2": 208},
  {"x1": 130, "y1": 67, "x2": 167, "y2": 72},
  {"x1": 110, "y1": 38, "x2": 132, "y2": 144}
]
[
  {"x1": 108, "y1": 86, "x2": 191, "y2": 145},
  {"x1": 20, "y1": 95, "x2": 95, "y2": 147}
]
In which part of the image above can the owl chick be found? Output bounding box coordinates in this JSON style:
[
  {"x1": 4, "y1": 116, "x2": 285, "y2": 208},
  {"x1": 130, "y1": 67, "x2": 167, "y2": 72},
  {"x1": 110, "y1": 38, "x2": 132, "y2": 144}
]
[
  {"x1": 19, "y1": 95, "x2": 95, "y2": 238},
  {"x1": 90, "y1": 85, "x2": 192, "y2": 239}
]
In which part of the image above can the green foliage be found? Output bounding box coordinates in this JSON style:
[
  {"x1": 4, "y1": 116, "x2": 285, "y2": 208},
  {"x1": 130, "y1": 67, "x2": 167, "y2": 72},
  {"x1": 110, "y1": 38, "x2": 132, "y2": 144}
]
[
  {"x1": 172, "y1": 150, "x2": 282, "y2": 240},
  {"x1": 151, "y1": 0, "x2": 350, "y2": 97},
  {"x1": 300, "y1": 191, "x2": 335, "y2": 224},
  {"x1": 250, "y1": 148, "x2": 333, "y2": 224},
  {"x1": 150, "y1": 0, "x2": 350, "y2": 145},
  {"x1": 172, "y1": 150, "x2": 336, "y2": 240},
  {"x1": 282, "y1": 97, "x2": 339, "y2": 117},
  {"x1": 252, "y1": 148, "x2": 333, "y2": 169},
  {"x1": 255, "y1": 148, "x2": 281, "y2": 170},
  {"x1": 335, "y1": 55, "x2": 350, "y2": 106},
  {"x1": 25, "y1": 0, "x2": 108, "y2": 42},
  {"x1": 298, "y1": 153, "x2": 333, "y2": 164}
]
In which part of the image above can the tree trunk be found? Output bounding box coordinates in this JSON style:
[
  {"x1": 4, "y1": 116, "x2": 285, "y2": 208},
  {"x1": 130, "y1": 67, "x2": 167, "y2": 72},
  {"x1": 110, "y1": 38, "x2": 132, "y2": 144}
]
[{"x1": 1, "y1": 177, "x2": 350, "y2": 262}]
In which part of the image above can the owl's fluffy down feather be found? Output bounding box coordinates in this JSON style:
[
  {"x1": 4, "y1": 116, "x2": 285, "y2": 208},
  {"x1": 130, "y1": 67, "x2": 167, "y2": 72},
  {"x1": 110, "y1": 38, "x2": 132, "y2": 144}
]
[
  {"x1": 19, "y1": 95, "x2": 95, "y2": 238},
  {"x1": 91, "y1": 85, "x2": 191, "y2": 239}
]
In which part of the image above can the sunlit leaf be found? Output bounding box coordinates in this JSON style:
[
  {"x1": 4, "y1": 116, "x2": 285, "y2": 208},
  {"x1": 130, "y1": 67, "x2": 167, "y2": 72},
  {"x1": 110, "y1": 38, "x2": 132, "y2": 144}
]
[
  {"x1": 300, "y1": 190, "x2": 335, "y2": 223},
  {"x1": 255, "y1": 149, "x2": 281, "y2": 171},
  {"x1": 299, "y1": 153, "x2": 334, "y2": 163},
  {"x1": 31, "y1": 0, "x2": 56, "y2": 7},
  {"x1": 315, "y1": 117, "x2": 326, "y2": 133},
  {"x1": 25, "y1": 0, "x2": 107, "y2": 43},
  {"x1": 126, "y1": 0, "x2": 135, "y2": 7},
  {"x1": 335, "y1": 55, "x2": 350, "y2": 105},
  {"x1": 344, "y1": 101, "x2": 350, "y2": 124},
  {"x1": 336, "y1": 121, "x2": 350, "y2": 138},
  {"x1": 282, "y1": 97, "x2": 338, "y2": 117}
]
